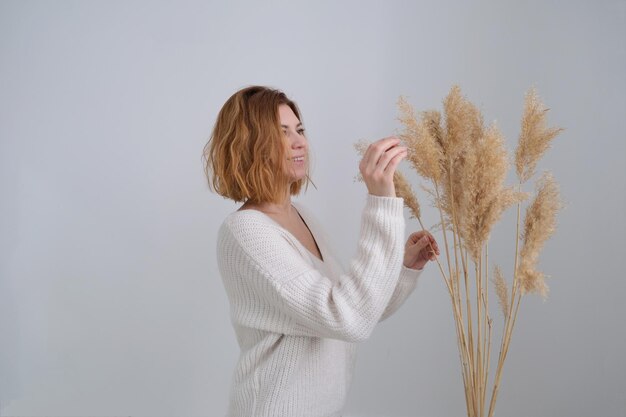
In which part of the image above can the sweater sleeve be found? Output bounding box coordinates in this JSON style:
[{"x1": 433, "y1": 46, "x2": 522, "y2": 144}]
[
  {"x1": 379, "y1": 266, "x2": 422, "y2": 322},
  {"x1": 218, "y1": 195, "x2": 405, "y2": 342}
]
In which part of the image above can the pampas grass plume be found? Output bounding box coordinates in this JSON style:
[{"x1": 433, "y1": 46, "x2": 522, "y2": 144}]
[
  {"x1": 456, "y1": 122, "x2": 511, "y2": 261},
  {"x1": 443, "y1": 85, "x2": 472, "y2": 159},
  {"x1": 394, "y1": 171, "x2": 421, "y2": 220},
  {"x1": 518, "y1": 172, "x2": 562, "y2": 297},
  {"x1": 397, "y1": 97, "x2": 444, "y2": 183},
  {"x1": 493, "y1": 265, "x2": 509, "y2": 319},
  {"x1": 515, "y1": 88, "x2": 564, "y2": 183}
]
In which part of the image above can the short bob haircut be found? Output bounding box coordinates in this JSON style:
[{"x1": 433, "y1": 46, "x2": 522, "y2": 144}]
[{"x1": 203, "y1": 86, "x2": 310, "y2": 204}]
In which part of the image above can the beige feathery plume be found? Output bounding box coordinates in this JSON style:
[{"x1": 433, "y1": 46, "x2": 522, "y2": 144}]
[
  {"x1": 457, "y1": 123, "x2": 507, "y2": 260},
  {"x1": 353, "y1": 140, "x2": 369, "y2": 183},
  {"x1": 397, "y1": 96, "x2": 420, "y2": 138},
  {"x1": 515, "y1": 88, "x2": 564, "y2": 183},
  {"x1": 438, "y1": 87, "x2": 485, "y2": 235},
  {"x1": 397, "y1": 97, "x2": 444, "y2": 183},
  {"x1": 393, "y1": 170, "x2": 421, "y2": 220},
  {"x1": 518, "y1": 269, "x2": 548, "y2": 299},
  {"x1": 518, "y1": 172, "x2": 562, "y2": 298},
  {"x1": 446, "y1": 116, "x2": 525, "y2": 261},
  {"x1": 442, "y1": 85, "x2": 482, "y2": 160},
  {"x1": 423, "y1": 110, "x2": 445, "y2": 151},
  {"x1": 353, "y1": 139, "x2": 369, "y2": 158},
  {"x1": 492, "y1": 265, "x2": 509, "y2": 319},
  {"x1": 442, "y1": 85, "x2": 467, "y2": 159}
]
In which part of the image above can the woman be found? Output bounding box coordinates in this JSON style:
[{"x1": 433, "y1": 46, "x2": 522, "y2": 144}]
[{"x1": 203, "y1": 86, "x2": 439, "y2": 416}]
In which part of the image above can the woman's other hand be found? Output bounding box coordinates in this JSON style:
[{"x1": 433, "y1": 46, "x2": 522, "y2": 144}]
[
  {"x1": 403, "y1": 231, "x2": 440, "y2": 270},
  {"x1": 359, "y1": 136, "x2": 407, "y2": 197}
]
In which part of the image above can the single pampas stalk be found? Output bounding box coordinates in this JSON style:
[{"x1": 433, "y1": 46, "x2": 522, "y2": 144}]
[
  {"x1": 393, "y1": 170, "x2": 422, "y2": 221},
  {"x1": 385, "y1": 86, "x2": 563, "y2": 417},
  {"x1": 518, "y1": 172, "x2": 562, "y2": 297},
  {"x1": 515, "y1": 88, "x2": 564, "y2": 184},
  {"x1": 489, "y1": 88, "x2": 563, "y2": 417},
  {"x1": 488, "y1": 173, "x2": 562, "y2": 417},
  {"x1": 492, "y1": 265, "x2": 509, "y2": 319}
]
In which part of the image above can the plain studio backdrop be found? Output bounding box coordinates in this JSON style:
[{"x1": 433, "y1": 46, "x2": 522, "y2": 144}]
[{"x1": 1, "y1": 1, "x2": 625, "y2": 416}]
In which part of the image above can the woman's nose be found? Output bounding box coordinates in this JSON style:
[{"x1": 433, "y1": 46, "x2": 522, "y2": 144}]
[{"x1": 290, "y1": 132, "x2": 306, "y2": 149}]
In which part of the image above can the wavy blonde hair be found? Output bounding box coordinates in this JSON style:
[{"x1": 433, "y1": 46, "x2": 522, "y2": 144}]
[{"x1": 203, "y1": 86, "x2": 310, "y2": 203}]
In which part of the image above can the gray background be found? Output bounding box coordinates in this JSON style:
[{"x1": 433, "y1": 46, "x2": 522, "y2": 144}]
[{"x1": 1, "y1": 1, "x2": 625, "y2": 416}]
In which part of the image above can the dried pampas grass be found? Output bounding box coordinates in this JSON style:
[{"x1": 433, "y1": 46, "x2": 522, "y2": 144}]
[
  {"x1": 454, "y1": 122, "x2": 525, "y2": 262},
  {"x1": 383, "y1": 85, "x2": 563, "y2": 417},
  {"x1": 393, "y1": 171, "x2": 421, "y2": 220},
  {"x1": 518, "y1": 172, "x2": 562, "y2": 297},
  {"x1": 515, "y1": 88, "x2": 564, "y2": 183},
  {"x1": 442, "y1": 85, "x2": 480, "y2": 160},
  {"x1": 397, "y1": 97, "x2": 444, "y2": 183},
  {"x1": 492, "y1": 265, "x2": 509, "y2": 319}
]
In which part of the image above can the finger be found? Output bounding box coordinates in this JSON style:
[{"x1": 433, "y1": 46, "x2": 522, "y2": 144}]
[
  {"x1": 383, "y1": 147, "x2": 407, "y2": 175},
  {"x1": 426, "y1": 234, "x2": 439, "y2": 254},
  {"x1": 407, "y1": 231, "x2": 424, "y2": 244},
  {"x1": 369, "y1": 143, "x2": 402, "y2": 170},
  {"x1": 413, "y1": 235, "x2": 431, "y2": 251},
  {"x1": 422, "y1": 240, "x2": 439, "y2": 259},
  {"x1": 366, "y1": 137, "x2": 400, "y2": 159},
  {"x1": 408, "y1": 231, "x2": 430, "y2": 245},
  {"x1": 419, "y1": 232, "x2": 439, "y2": 253},
  {"x1": 377, "y1": 146, "x2": 407, "y2": 173},
  {"x1": 363, "y1": 137, "x2": 401, "y2": 166},
  {"x1": 428, "y1": 243, "x2": 438, "y2": 259}
]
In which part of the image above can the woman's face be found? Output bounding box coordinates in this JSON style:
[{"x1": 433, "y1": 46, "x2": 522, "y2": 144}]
[{"x1": 279, "y1": 104, "x2": 308, "y2": 183}]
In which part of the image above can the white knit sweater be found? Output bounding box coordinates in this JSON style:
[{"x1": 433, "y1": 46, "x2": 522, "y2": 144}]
[{"x1": 217, "y1": 195, "x2": 422, "y2": 417}]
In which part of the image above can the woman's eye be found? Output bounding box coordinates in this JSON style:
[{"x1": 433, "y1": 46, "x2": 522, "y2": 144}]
[{"x1": 283, "y1": 128, "x2": 305, "y2": 136}]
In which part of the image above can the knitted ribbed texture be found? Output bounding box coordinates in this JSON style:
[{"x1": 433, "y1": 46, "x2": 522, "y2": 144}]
[{"x1": 217, "y1": 194, "x2": 422, "y2": 416}]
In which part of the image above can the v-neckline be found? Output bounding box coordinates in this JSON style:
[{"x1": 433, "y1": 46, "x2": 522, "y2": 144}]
[
  {"x1": 293, "y1": 208, "x2": 325, "y2": 263},
  {"x1": 237, "y1": 204, "x2": 325, "y2": 263}
]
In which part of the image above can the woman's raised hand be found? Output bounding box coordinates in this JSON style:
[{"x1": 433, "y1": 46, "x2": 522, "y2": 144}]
[{"x1": 359, "y1": 137, "x2": 407, "y2": 197}]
